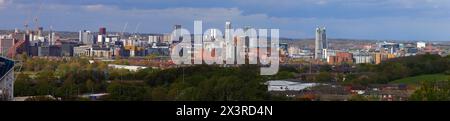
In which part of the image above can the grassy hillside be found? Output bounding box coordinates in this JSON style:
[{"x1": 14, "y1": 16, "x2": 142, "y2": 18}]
[{"x1": 391, "y1": 74, "x2": 450, "y2": 85}]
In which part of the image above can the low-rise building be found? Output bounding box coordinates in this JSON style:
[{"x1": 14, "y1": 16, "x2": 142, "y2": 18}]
[
  {"x1": 0, "y1": 38, "x2": 13, "y2": 56},
  {"x1": 90, "y1": 47, "x2": 111, "y2": 58},
  {"x1": 353, "y1": 52, "x2": 373, "y2": 64},
  {"x1": 108, "y1": 64, "x2": 148, "y2": 72},
  {"x1": 73, "y1": 45, "x2": 91, "y2": 57},
  {"x1": 38, "y1": 45, "x2": 61, "y2": 57},
  {"x1": 73, "y1": 45, "x2": 113, "y2": 58},
  {"x1": 79, "y1": 93, "x2": 109, "y2": 101},
  {"x1": 266, "y1": 80, "x2": 320, "y2": 91},
  {"x1": 328, "y1": 52, "x2": 353, "y2": 65},
  {"x1": 61, "y1": 41, "x2": 78, "y2": 56}
]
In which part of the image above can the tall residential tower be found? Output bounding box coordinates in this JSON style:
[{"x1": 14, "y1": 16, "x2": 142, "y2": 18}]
[
  {"x1": 314, "y1": 27, "x2": 327, "y2": 60},
  {"x1": 225, "y1": 21, "x2": 234, "y2": 62}
]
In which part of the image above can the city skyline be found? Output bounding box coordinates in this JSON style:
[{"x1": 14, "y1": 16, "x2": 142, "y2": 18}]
[{"x1": 1, "y1": 0, "x2": 450, "y2": 41}]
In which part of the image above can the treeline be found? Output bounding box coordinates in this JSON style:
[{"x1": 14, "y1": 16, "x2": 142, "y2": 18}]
[
  {"x1": 14, "y1": 55, "x2": 279, "y2": 101},
  {"x1": 13, "y1": 54, "x2": 449, "y2": 101},
  {"x1": 132, "y1": 65, "x2": 275, "y2": 101},
  {"x1": 349, "y1": 54, "x2": 450, "y2": 85},
  {"x1": 14, "y1": 56, "x2": 156, "y2": 100}
]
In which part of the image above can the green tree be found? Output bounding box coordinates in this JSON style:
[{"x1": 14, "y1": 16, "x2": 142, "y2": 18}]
[
  {"x1": 315, "y1": 72, "x2": 333, "y2": 83},
  {"x1": 86, "y1": 79, "x2": 95, "y2": 93},
  {"x1": 106, "y1": 82, "x2": 151, "y2": 101},
  {"x1": 151, "y1": 86, "x2": 167, "y2": 101},
  {"x1": 273, "y1": 71, "x2": 295, "y2": 80},
  {"x1": 55, "y1": 63, "x2": 70, "y2": 80},
  {"x1": 35, "y1": 71, "x2": 57, "y2": 95},
  {"x1": 14, "y1": 73, "x2": 35, "y2": 96},
  {"x1": 410, "y1": 81, "x2": 450, "y2": 101},
  {"x1": 56, "y1": 80, "x2": 79, "y2": 99}
]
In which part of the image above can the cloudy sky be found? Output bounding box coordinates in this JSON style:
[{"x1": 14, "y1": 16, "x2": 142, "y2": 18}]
[{"x1": 1, "y1": 0, "x2": 450, "y2": 41}]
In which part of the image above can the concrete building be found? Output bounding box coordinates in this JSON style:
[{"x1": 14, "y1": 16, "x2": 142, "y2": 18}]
[
  {"x1": 374, "y1": 53, "x2": 383, "y2": 64},
  {"x1": 38, "y1": 45, "x2": 61, "y2": 57},
  {"x1": 79, "y1": 30, "x2": 94, "y2": 45},
  {"x1": 90, "y1": 47, "x2": 111, "y2": 58},
  {"x1": 225, "y1": 21, "x2": 234, "y2": 62},
  {"x1": 147, "y1": 43, "x2": 171, "y2": 56},
  {"x1": 404, "y1": 47, "x2": 418, "y2": 55},
  {"x1": 162, "y1": 34, "x2": 172, "y2": 43},
  {"x1": 28, "y1": 45, "x2": 39, "y2": 57},
  {"x1": 373, "y1": 53, "x2": 395, "y2": 64},
  {"x1": 73, "y1": 45, "x2": 92, "y2": 57},
  {"x1": 148, "y1": 35, "x2": 163, "y2": 44},
  {"x1": 0, "y1": 38, "x2": 13, "y2": 56},
  {"x1": 225, "y1": 21, "x2": 232, "y2": 31},
  {"x1": 353, "y1": 53, "x2": 373, "y2": 64},
  {"x1": 105, "y1": 35, "x2": 120, "y2": 45},
  {"x1": 73, "y1": 45, "x2": 112, "y2": 58},
  {"x1": 378, "y1": 41, "x2": 400, "y2": 54},
  {"x1": 417, "y1": 42, "x2": 426, "y2": 49},
  {"x1": 61, "y1": 41, "x2": 78, "y2": 56},
  {"x1": 97, "y1": 35, "x2": 105, "y2": 45},
  {"x1": 315, "y1": 27, "x2": 327, "y2": 60},
  {"x1": 48, "y1": 32, "x2": 56, "y2": 46}
]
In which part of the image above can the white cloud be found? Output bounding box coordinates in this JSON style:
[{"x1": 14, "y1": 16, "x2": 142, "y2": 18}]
[
  {"x1": 0, "y1": 0, "x2": 11, "y2": 9},
  {"x1": 0, "y1": 0, "x2": 8, "y2": 5},
  {"x1": 2, "y1": 1, "x2": 450, "y2": 40},
  {"x1": 232, "y1": 0, "x2": 450, "y2": 10},
  {"x1": 67, "y1": 4, "x2": 450, "y2": 40},
  {"x1": 82, "y1": 4, "x2": 118, "y2": 12},
  {"x1": 315, "y1": 0, "x2": 329, "y2": 5}
]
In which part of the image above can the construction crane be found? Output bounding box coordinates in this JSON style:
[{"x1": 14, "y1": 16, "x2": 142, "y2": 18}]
[
  {"x1": 33, "y1": 0, "x2": 45, "y2": 32},
  {"x1": 120, "y1": 22, "x2": 128, "y2": 37},
  {"x1": 22, "y1": 0, "x2": 45, "y2": 34},
  {"x1": 133, "y1": 22, "x2": 141, "y2": 36},
  {"x1": 23, "y1": 9, "x2": 32, "y2": 33},
  {"x1": 122, "y1": 22, "x2": 144, "y2": 57}
]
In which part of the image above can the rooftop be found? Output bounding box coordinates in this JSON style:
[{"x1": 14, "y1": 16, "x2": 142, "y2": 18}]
[{"x1": 0, "y1": 57, "x2": 14, "y2": 80}]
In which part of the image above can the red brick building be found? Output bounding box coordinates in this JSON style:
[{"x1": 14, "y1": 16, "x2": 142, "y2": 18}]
[{"x1": 327, "y1": 52, "x2": 353, "y2": 65}]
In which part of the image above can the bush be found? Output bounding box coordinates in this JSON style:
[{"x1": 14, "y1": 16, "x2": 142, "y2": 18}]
[
  {"x1": 24, "y1": 96, "x2": 58, "y2": 101},
  {"x1": 444, "y1": 70, "x2": 450, "y2": 75}
]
